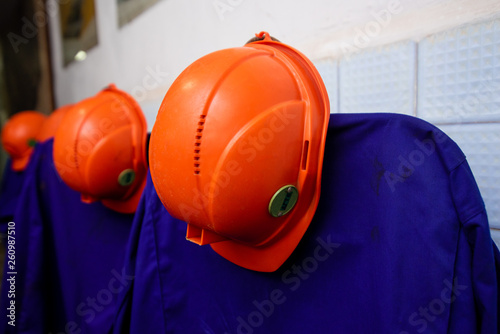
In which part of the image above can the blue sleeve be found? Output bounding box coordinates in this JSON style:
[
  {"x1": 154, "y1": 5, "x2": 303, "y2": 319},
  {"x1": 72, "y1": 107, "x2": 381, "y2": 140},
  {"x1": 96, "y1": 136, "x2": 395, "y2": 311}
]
[
  {"x1": 110, "y1": 172, "x2": 166, "y2": 334},
  {"x1": 450, "y1": 161, "x2": 499, "y2": 333},
  {"x1": 0, "y1": 148, "x2": 47, "y2": 333},
  {"x1": 0, "y1": 160, "x2": 26, "y2": 233}
]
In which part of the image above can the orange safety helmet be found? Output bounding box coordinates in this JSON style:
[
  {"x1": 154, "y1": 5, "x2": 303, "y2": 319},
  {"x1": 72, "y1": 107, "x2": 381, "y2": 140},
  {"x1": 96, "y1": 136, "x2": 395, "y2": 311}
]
[
  {"x1": 37, "y1": 104, "x2": 74, "y2": 142},
  {"x1": 1, "y1": 111, "x2": 47, "y2": 171},
  {"x1": 149, "y1": 32, "x2": 330, "y2": 272},
  {"x1": 53, "y1": 84, "x2": 148, "y2": 214}
]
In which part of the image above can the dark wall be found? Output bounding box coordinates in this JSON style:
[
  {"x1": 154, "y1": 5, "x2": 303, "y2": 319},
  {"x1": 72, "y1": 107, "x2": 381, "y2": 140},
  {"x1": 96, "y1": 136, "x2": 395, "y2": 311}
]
[{"x1": 0, "y1": 0, "x2": 41, "y2": 116}]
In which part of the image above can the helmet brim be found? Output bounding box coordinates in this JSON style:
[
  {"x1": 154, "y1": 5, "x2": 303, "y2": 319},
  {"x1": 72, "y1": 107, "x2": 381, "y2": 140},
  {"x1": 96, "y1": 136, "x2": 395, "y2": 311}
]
[
  {"x1": 101, "y1": 175, "x2": 147, "y2": 214},
  {"x1": 11, "y1": 153, "x2": 31, "y2": 171},
  {"x1": 210, "y1": 186, "x2": 321, "y2": 272}
]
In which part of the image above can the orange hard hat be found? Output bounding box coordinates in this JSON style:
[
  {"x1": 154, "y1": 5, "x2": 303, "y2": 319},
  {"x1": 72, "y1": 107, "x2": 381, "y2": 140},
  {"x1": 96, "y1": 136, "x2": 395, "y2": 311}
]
[
  {"x1": 149, "y1": 32, "x2": 330, "y2": 272},
  {"x1": 53, "y1": 84, "x2": 148, "y2": 214},
  {"x1": 1, "y1": 110, "x2": 47, "y2": 171},
  {"x1": 37, "y1": 104, "x2": 74, "y2": 142}
]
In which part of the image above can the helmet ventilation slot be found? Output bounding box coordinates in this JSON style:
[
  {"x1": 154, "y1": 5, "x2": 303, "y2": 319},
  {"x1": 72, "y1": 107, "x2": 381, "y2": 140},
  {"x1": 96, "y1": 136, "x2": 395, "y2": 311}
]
[
  {"x1": 301, "y1": 140, "x2": 309, "y2": 170},
  {"x1": 194, "y1": 114, "x2": 207, "y2": 175}
]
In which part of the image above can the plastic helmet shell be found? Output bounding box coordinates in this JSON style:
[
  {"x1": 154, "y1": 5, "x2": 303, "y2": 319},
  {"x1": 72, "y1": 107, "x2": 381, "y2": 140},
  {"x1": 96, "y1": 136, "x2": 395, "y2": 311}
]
[
  {"x1": 37, "y1": 104, "x2": 74, "y2": 142},
  {"x1": 1, "y1": 110, "x2": 47, "y2": 171},
  {"x1": 149, "y1": 32, "x2": 330, "y2": 271},
  {"x1": 53, "y1": 84, "x2": 148, "y2": 214}
]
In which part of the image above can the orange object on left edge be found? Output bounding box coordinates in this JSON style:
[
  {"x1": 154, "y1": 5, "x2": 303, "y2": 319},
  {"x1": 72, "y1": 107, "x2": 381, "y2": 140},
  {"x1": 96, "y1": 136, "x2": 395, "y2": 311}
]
[{"x1": 1, "y1": 111, "x2": 47, "y2": 171}]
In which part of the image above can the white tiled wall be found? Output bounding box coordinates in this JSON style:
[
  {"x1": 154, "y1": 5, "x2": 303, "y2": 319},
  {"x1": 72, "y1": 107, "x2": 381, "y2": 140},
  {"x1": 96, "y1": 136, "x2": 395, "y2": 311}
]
[
  {"x1": 314, "y1": 18, "x2": 500, "y2": 242},
  {"x1": 491, "y1": 230, "x2": 500, "y2": 250},
  {"x1": 314, "y1": 59, "x2": 338, "y2": 114},
  {"x1": 338, "y1": 41, "x2": 416, "y2": 115},
  {"x1": 418, "y1": 20, "x2": 500, "y2": 123}
]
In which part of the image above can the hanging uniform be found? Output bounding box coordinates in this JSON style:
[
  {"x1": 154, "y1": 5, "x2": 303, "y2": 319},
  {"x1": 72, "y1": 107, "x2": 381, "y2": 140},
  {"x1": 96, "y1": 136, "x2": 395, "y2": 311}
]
[
  {"x1": 112, "y1": 113, "x2": 500, "y2": 334},
  {"x1": 0, "y1": 105, "x2": 72, "y2": 232},
  {"x1": 0, "y1": 139, "x2": 135, "y2": 333},
  {"x1": 0, "y1": 84, "x2": 148, "y2": 333},
  {"x1": 0, "y1": 111, "x2": 47, "y2": 234},
  {"x1": 0, "y1": 160, "x2": 26, "y2": 233}
]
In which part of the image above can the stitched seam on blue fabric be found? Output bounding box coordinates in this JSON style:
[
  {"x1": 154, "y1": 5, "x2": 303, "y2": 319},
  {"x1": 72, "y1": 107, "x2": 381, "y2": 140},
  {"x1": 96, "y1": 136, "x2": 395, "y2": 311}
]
[
  {"x1": 445, "y1": 223, "x2": 463, "y2": 333},
  {"x1": 461, "y1": 209, "x2": 488, "y2": 228},
  {"x1": 447, "y1": 156, "x2": 467, "y2": 175},
  {"x1": 448, "y1": 159, "x2": 486, "y2": 225}
]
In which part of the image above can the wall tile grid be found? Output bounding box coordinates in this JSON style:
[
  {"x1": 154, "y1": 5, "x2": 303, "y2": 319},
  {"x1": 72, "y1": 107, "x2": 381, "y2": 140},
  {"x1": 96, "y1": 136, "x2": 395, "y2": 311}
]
[
  {"x1": 339, "y1": 41, "x2": 416, "y2": 115},
  {"x1": 491, "y1": 230, "x2": 500, "y2": 250},
  {"x1": 314, "y1": 18, "x2": 500, "y2": 245},
  {"x1": 314, "y1": 59, "x2": 338, "y2": 113}
]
